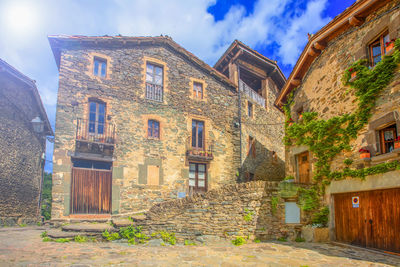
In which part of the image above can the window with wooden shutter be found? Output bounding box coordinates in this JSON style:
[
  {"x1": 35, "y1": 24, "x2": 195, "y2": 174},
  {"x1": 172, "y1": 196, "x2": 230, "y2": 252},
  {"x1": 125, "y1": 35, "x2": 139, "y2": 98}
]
[
  {"x1": 147, "y1": 165, "x2": 160, "y2": 185},
  {"x1": 193, "y1": 82, "x2": 203, "y2": 99},
  {"x1": 369, "y1": 31, "x2": 390, "y2": 67},
  {"x1": 248, "y1": 136, "x2": 256, "y2": 158}
]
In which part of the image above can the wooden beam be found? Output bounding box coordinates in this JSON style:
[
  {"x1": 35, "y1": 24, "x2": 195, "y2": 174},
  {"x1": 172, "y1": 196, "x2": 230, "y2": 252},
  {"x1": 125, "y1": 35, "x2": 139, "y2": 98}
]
[
  {"x1": 291, "y1": 78, "x2": 301, "y2": 87},
  {"x1": 313, "y1": 41, "x2": 327, "y2": 50},
  {"x1": 348, "y1": 16, "x2": 364, "y2": 27},
  {"x1": 308, "y1": 47, "x2": 321, "y2": 57}
]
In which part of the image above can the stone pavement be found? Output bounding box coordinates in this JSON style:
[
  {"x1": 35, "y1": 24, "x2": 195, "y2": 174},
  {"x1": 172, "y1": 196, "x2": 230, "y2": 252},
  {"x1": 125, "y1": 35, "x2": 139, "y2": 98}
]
[{"x1": 0, "y1": 226, "x2": 399, "y2": 266}]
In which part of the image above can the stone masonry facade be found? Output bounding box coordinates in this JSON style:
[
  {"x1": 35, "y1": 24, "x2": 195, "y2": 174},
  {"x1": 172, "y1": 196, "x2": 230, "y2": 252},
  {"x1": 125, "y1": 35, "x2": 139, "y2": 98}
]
[
  {"x1": 50, "y1": 36, "x2": 286, "y2": 219},
  {"x1": 0, "y1": 60, "x2": 52, "y2": 226}
]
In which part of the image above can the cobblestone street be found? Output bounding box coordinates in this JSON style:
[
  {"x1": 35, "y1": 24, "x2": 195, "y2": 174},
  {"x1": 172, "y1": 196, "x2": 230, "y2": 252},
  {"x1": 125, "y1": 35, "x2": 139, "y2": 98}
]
[{"x1": 0, "y1": 227, "x2": 399, "y2": 266}]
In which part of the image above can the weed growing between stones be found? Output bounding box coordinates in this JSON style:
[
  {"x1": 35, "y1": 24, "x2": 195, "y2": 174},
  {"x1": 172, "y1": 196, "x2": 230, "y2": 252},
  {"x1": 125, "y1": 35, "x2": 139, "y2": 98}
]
[
  {"x1": 184, "y1": 240, "x2": 196, "y2": 246},
  {"x1": 281, "y1": 39, "x2": 400, "y2": 218},
  {"x1": 243, "y1": 208, "x2": 254, "y2": 222},
  {"x1": 18, "y1": 224, "x2": 27, "y2": 227},
  {"x1": 74, "y1": 235, "x2": 88, "y2": 243},
  {"x1": 270, "y1": 196, "x2": 279, "y2": 215},
  {"x1": 277, "y1": 237, "x2": 287, "y2": 242},
  {"x1": 155, "y1": 231, "x2": 176, "y2": 245},
  {"x1": 55, "y1": 238, "x2": 70, "y2": 243},
  {"x1": 231, "y1": 236, "x2": 247, "y2": 246},
  {"x1": 253, "y1": 239, "x2": 261, "y2": 243},
  {"x1": 295, "y1": 237, "x2": 306, "y2": 242},
  {"x1": 42, "y1": 237, "x2": 51, "y2": 242},
  {"x1": 40, "y1": 231, "x2": 48, "y2": 238}
]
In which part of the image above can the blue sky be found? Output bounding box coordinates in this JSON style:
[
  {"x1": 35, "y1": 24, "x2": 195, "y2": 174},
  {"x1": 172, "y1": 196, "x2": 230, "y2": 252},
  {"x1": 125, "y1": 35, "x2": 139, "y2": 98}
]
[{"x1": 0, "y1": 0, "x2": 354, "y2": 172}]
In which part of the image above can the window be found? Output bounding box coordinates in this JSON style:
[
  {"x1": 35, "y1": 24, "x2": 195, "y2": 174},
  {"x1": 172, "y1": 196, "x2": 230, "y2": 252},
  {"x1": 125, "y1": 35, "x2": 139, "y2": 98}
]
[
  {"x1": 248, "y1": 136, "x2": 256, "y2": 158},
  {"x1": 193, "y1": 82, "x2": 203, "y2": 99},
  {"x1": 247, "y1": 101, "x2": 253, "y2": 117},
  {"x1": 285, "y1": 202, "x2": 300, "y2": 224},
  {"x1": 89, "y1": 101, "x2": 106, "y2": 135},
  {"x1": 72, "y1": 159, "x2": 111, "y2": 170},
  {"x1": 192, "y1": 120, "x2": 204, "y2": 148},
  {"x1": 189, "y1": 163, "x2": 207, "y2": 193},
  {"x1": 93, "y1": 57, "x2": 107, "y2": 78},
  {"x1": 296, "y1": 151, "x2": 310, "y2": 184},
  {"x1": 147, "y1": 120, "x2": 160, "y2": 139},
  {"x1": 369, "y1": 31, "x2": 390, "y2": 66},
  {"x1": 378, "y1": 124, "x2": 397, "y2": 154},
  {"x1": 146, "y1": 63, "x2": 163, "y2": 102}
]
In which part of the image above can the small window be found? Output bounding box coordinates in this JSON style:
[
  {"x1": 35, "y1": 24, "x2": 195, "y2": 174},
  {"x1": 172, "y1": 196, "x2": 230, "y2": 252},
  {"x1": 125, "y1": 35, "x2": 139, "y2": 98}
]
[
  {"x1": 193, "y1": 82, "x2": 203, "y2": 99},
  {"x1": 147, "y1": 165, "x2": 160, "y2": 185},
  {"x1": 247, "y1": 101, "x2": 253, "y2": 117},
  {"x1": 93, "y1": 57, "x2": 107, "y2": 78},
  {"x1": 296, "y1": 151, "x2": 310, "y2": 184},
  {"x1": 146, "y1": 63, "x2": 164, "y2": 102},
  {"x1": 369, "y1": 31, "x2": 390, "y2": 66},
  {"x1": 147, "y1": 120, "x2": 160, "y2": 139},
  {"x1": 192, "y1": 120, "x2": 204, "y2": 148},
  {"x1": 378, "y1": 124, "x2": 397, "y2": 154},
  {"x1": 189, "y1": 162, "x2": 207, "y2": 193},
  {"x1": 248, "y1": 136, "x2": 256, "y2": 158},
  {"x1": 285, "y1": 202, "x2": 300, "y2": 224}
]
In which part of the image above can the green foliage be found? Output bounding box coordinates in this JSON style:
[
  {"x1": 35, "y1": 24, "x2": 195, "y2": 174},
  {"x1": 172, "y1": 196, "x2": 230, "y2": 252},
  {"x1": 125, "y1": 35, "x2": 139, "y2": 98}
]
[
  {"x1": 283, "y1": 39, "x2": 400, "y2": 218},
  {"x1": 284, "y1": 175, "x2": 295, "y2": 181},
  {"x1": 18, "y1": 223, "x2": 27, "y2": 227},
  {"x1": 40, "y1": 231, "x2": 48, "y2": 238},
  {"x1": 158, "y1": 231, "x2": 176, "y2": 245},
  {"x1": 311, "y1": 206, "x2": 329, "y2": 227},
  {"x1": 41, "y1": 172, "x2": 52, "y2": 220},
  {"x1": 231, "y1": 236, "x2": 247, "y2": 246},
  {"x1": 295, "y1": 237, "x2": 306, "y2": 242},
  {"x1": 55, "y1": 238, "x2": 70, "y2": 243},
  {"x1": 271, "y1": 196, "x2": 279, "y2": 215},
  {"x1": 42, "y1": 237, "x2": 52, "y2": 242},
  {"x1": 343, "y1": 158, "x2": 353, "y2": 166},
  {"x1": 253, "y1": 239, "x2": 261, "y2": 243},
  {"x1": 74, "y1": 235, "x2": 88, "y2": 243},
  {"x1": 102, "y1": 230, "x2": 121, "y2": 241},
  {"x1": 277, "y1": 237, "x2": 287, "y2": 242},
  {"x1": 243, "y1": 208, "x2": 254, "y2": 222},
  {"x1": 119, "y1": 225, "x2": 149, "y2": 244},
  {"x1": 184, "y1": 240, "x2": 196, "y2": 246}
]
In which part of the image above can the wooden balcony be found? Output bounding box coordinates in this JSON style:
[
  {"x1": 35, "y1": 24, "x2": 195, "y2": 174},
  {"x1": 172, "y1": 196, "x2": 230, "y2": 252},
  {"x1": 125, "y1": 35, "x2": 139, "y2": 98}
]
[
  {"x1": 239, "y1": 79, "x2": 265, "y2": 108},
  {"x1": 186, "y1": 137, "x2": 214, "y2": 162},
  {"x1": 75, "y1": 119, "x2": 115, "y2": 155}
]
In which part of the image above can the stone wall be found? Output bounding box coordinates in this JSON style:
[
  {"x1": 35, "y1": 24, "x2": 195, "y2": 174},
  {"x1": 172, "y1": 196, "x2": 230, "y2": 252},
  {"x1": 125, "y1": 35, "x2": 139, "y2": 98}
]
[
  {"x1": 52, "y1": 42, "x2": 241, "y2": 218},
  {"x1": 137, "y1": 181, "x2": 302, "y2": 241},
  {"x1": 286, "y1": 1, "x2": 400, "y2": 179},
  {"x1": 0, "y1": 73, "x2": 46, "y2": 225}
]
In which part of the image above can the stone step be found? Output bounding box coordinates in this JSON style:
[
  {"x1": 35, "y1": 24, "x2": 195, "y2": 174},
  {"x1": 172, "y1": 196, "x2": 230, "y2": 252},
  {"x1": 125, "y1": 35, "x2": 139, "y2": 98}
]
[
  {"x1": 112, "y1": 218, "x2": 133, "y2": 228},
  {"x1": 62, "y1": 223, "x2": 116, "y2": 233},
  {"x1": 47, "y1": 229, "x2": 100, "y2": 239}
]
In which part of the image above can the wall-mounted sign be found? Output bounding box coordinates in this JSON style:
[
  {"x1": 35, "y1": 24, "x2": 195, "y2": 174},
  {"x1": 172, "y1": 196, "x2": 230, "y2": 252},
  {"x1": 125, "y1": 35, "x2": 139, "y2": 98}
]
[
  {"x1": 352, "y1": 196, "x2": 359, "y2": 208},
  {"x1": 178, "y1": 192, "x2": 186, "y2": 198}
]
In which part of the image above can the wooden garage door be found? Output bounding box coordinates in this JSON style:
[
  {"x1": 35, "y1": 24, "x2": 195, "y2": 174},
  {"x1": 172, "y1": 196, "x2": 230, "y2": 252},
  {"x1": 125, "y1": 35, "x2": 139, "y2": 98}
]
[
  {"x1": 334, "y1": 188, "x2": 400, "y2": 253},
  {"x1": 71, "y1": 167, "x2": 112, "y2": 214}
]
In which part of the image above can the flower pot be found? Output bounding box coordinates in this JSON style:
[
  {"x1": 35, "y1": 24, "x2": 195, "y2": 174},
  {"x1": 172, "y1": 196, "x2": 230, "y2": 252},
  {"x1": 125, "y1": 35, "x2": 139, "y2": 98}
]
[
  {"x1": 395, "y1": 141, "x2": 400, "y2": 150},
  {"x1": 386, "y1": 42, "x2": 395, "y2": 53},
  {"x1": 351, "y1": 71, "x2": 357, "y2": 79},
  {"x1": 289, "y1": 122, "x2": 293, "y2": 126},
  {"x1": 360, "y1": 152, "x2": 370, "y2": 159}
]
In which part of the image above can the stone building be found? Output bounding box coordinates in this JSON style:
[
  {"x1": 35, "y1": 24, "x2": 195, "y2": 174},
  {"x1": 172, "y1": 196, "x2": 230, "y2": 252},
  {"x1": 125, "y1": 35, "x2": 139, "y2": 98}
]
[
  {"x1": 276, "y1": 0, "x2": 400, "y2": 253},
  {"x1": 0, "y1": 59, "x2": 53, "y2": 225},
  {"x1": 48, "y1": 35, "x2": 285, "y2": 219}
]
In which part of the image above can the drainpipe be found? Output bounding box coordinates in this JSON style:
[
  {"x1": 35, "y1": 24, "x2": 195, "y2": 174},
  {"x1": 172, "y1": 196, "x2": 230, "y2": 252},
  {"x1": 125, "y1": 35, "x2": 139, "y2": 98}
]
[
  {"x1": 237, "y1": 64, "x2": 242, "y2": 180},
  {"x1": 37, "y1": 151, "x2": 45, "y2": 222}
]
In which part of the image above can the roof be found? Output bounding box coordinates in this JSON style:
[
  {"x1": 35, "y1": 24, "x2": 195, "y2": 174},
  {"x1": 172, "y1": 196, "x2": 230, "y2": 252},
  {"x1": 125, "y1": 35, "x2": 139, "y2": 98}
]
[
  {"x1": 0, "y1": 58, "x2": 53, "y2": 136},
  {"x1": 48, "y1": 35, "x2": 237, "y2": 89},
  {"x1": 275, "y1": 0, "x2": 392, "y2": 108},
  {"x1": 214, "y1": 40, "x2": 287, "y2": 89}
]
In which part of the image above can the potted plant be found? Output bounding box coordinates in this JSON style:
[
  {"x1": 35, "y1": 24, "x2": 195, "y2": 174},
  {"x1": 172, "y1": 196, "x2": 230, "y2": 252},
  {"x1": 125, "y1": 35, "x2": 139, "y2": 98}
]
[
  {"x1": 359, "y1": 148, "x2": 370, "y2": 159},
  {"x1": 349, "y1": 68, "x2": 357, "y2": 80},
  {"x1": 385, "y1": 39, "x2": 395, "y2": 53},
  {"x1": 395, "y1": 137, "x2": 400, "y2": 150},
  {"x1": 287, "y1": 118, "x2": 294, "y2": 126}
]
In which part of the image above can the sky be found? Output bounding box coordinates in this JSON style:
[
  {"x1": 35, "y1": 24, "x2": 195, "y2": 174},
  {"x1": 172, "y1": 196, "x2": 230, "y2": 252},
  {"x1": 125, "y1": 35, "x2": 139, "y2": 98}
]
[{"x1": 0, "y1": 0, "x2": 354, "y2": 172}]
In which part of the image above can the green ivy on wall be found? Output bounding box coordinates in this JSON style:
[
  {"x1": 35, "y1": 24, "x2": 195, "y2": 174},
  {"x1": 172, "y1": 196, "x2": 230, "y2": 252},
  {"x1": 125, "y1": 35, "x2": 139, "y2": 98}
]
[{"x1": 282, "y1": 39, "x2": 400, "y2": 214}]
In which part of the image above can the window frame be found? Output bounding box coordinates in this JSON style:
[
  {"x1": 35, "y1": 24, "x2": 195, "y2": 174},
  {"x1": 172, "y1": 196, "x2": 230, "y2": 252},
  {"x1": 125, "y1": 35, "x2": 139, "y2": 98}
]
[
  {"x1": 193, "y1": 81, "x2": 203, "y2": 99},
  {"x1": 191, "y1": 119, "x2": 205, "y2": 149},
  {"x1": 248, "y1": 136, "x2": 256, "y2": 158},
  {"x1": 247, "y1": 101, "x2": 253, "y2": 117},
  {"x1": 93, "y1": 57, "x2": 107, "y2": 78},
  {"x1": 145, "y1": 62, "x2": 164, "y2": 102},
  {"x1": 88, "y1": 100, "x2": 106, "y2": 135},
  {"x1": 378, "y1": 123, "x2": 397, "y2": 154},
  {"x1": 147, "y1": 119, "x2": 160, "y2": 139},
  {"x1": 189, "y1": 162, "x2": 207, "y2": 192},
  {"x1": 369, "y1": 30, "x2": 390, "y2": 67}
]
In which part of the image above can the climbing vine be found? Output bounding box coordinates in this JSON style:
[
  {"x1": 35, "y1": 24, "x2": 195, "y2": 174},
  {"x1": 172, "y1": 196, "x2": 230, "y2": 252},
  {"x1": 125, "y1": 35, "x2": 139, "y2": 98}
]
[{"x1": 282, "y1": 39, "x2": 400, "y2": 215}]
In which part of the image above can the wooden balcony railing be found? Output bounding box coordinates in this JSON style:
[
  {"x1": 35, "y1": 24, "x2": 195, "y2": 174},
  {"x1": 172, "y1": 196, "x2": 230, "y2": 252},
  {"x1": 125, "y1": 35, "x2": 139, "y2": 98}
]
[
  {"x1": 186, "y1": 136, "x2": 214, "y2": 161},
  {"x1": 146, "y1": 82, "x2": 163, "y2": 102},
  {"x1": 239, "y1": 80, "x2": 265, "y2": 108},
  {"x1": 76, "y1": 118, "x2": 115, "y2": 145}
]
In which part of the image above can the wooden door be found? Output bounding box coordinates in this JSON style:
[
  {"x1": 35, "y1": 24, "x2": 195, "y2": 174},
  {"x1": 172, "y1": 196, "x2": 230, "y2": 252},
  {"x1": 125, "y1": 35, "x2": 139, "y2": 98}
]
[
  {"x1": 334, "y1": 188, "x2": 400, "y2": 253},
  {"x1": 71, "y1": 167, "x2": 112, "y2": 214},
  {"x1": 297, "y1": 151, "x2": 310, "y2": 183}
]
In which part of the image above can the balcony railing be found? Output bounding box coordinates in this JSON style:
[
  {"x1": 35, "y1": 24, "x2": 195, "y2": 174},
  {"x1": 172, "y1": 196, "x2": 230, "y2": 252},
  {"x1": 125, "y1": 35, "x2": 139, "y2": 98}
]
[
  {"x1": 186, "y1": 137, "x2": 214, "y2": 161},
  {"x1": 239, "y1": 80, "x2": 265, "y2": 108},
  {"x1": 146, "y1": 82, "x2": 163, "y2": 102},
  {"x1": 76, "y1": 118, "x2": 115, "y2": 145}
]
